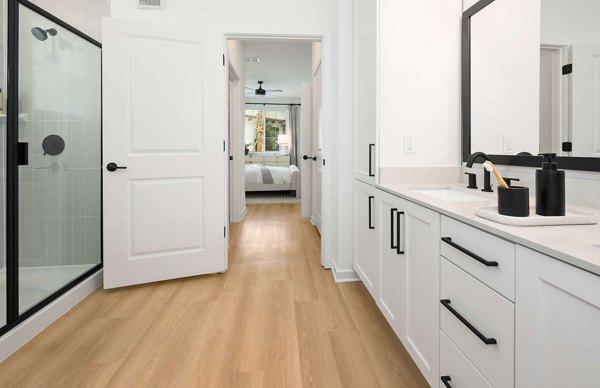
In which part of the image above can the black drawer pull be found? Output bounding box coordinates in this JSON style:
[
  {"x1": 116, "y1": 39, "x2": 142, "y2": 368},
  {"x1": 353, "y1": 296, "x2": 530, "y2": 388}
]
[
  {"x1": 441, "y1": 376, "x2": 452, "y2": 388},
  {"x1": 441, "y1": 237, "x2": 498, "y2": 267},
  {"x1": 368, "y1": 196, "x2": 375, "y2": 230},
  {"x1": 368, "y1": 144, "x2": 375, "y2": 177},
  {"x1": 396, "y1": 211, "x2": 405, "y2": 255},
  {"x1": 441, "y1": 299, "x2": 497, "y2": 345},
  {"x1": 390, "y1": 208, "x2": 398, "y2": 249}
]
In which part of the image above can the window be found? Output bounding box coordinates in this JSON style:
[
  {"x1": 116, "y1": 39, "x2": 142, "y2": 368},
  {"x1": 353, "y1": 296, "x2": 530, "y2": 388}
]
[{"x1": 245, "y1": 109, "x2": 288, "y2": 152}]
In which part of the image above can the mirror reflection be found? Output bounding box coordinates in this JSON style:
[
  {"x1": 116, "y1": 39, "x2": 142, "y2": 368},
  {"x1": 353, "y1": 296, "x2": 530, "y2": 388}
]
[{"x1": 470, "y1": 0, "x2": 600, "y2": 158}]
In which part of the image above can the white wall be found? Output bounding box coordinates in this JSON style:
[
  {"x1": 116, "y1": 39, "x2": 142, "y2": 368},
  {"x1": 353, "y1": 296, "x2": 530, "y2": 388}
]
[
  {"x1": 109, "y1": 0, "x2": 356, "y2": 277},
  {"x1": 378, "y1": 0, "x2": 462, "y2": 168},
  {"x1": 470, "y1": 0, "x2": 541, "y2": 155},
  {"x1": 541, "y1": 0, "x2": 600, "y2": 45}
]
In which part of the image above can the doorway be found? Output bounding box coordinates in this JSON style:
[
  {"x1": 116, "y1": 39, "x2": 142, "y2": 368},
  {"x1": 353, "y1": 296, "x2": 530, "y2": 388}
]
[{"x1": 226, "y1": 36, "x2": 325, "y2": 264}]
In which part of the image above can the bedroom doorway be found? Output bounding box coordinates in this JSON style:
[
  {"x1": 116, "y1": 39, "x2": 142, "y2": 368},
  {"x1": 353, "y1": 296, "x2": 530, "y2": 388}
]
[{"x1": 226, "y1": 36, "x2": 327, "y2": 264}]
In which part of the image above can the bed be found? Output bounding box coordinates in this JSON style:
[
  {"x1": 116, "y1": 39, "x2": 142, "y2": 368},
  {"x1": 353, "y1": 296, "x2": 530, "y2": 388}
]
[{"x1": 245, "y1": 164, "x2": 301, "y2": 197}]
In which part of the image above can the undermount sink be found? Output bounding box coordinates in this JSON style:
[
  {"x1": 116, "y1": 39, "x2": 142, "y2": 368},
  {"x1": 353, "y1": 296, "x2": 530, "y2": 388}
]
[{"x1": 411, "y1": 187, "x2": 491, "y2": 202}]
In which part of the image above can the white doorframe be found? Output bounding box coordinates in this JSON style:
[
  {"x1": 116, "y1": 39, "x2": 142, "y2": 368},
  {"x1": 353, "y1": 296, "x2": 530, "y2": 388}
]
[
  {"x1": 225, "y1": 33, "x2": 333, "y2": 269},
  {"x1": 227, "y1": 61, "x2": 245, "y2": 222},
  {"x1": 540, "y1": 44, "x2": 570, "y2": 155}
]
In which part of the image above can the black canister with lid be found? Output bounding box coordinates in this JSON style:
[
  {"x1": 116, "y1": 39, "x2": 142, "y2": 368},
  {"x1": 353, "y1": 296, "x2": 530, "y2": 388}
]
[{"x1": 535, "y1": 153, "x2": 565, "y2": 216}]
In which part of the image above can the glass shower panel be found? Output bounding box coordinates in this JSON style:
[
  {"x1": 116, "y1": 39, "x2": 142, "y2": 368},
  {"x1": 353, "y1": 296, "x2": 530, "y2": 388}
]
[{"x1": 18, "y1": 5, "x2": 101, "y2": 313}]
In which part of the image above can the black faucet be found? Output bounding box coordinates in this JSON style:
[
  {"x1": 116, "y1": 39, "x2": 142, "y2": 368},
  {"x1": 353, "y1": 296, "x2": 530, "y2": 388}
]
[{"x1": 466, "y1": 152, "x2": 493, "y2": 192}]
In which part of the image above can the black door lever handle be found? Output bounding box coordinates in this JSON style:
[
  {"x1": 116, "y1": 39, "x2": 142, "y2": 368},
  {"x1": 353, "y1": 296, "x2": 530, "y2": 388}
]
[
  {"x1": 303, "y1": 155, "x2": 317, "y2": 161},
  {"x1": 106, "y1": 162, "x2": 127, "y2": 172}
]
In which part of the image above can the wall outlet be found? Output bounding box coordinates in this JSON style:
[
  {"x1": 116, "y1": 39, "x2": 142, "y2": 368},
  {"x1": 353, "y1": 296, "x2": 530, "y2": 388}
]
[
  {"x1": 503, "y1": 135, "x2": 514, "y2": 154},
  {"x1": 404, "y1": 136, "x2": 415, "y2": 154}
]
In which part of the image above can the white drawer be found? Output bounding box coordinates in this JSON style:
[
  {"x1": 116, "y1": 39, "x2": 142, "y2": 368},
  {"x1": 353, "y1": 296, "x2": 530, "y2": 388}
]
[
  {"x1": 441, "y1": 216, "x2": 515, "y2": 301},
  {"x1": 441, "y1": 257, "x2": 514, "y2": 388},
  {"x1": 440, "y1": 331, "x2": 493, "y2": 388}
]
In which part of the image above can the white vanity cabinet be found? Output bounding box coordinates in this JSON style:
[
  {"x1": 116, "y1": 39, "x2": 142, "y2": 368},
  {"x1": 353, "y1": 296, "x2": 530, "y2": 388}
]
[
  {"x1": 352, "y1": 0, "x2": 377, "y2": 184},
  {"x1": 376, "y1": 190, "x2": 404, "y2": 337},
  {"x1": 398, "y1": 198, "x2": 440, "y2": 387},
  {"x1": 515, "y1": 246, "x2": 600, "y2": 388},
  {"x1": 353, "y1": 180, "x2": 380, "y2": 299}
]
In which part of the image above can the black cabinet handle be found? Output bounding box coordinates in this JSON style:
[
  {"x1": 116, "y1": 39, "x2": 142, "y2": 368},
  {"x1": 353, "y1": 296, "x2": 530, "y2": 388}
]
[
  {"x1": 440, "y1": 299, "x2": 497, "y2": 345},
  {"x1": 396, "y1": 211, "x2": 405, "y2": 254},
  {"x1": 441, "y1": 376, "x2": 452, "y2": 388},
  {"x1": 390, "y1": 208, "x2": 398, "y2": 249},
  {"x1": 441, "y1": 237, "x2": 498, "y2": 267},
  {"x1": 368, "y1": 196, "x2": 375, "y2": 230},
  {"x1": 368, "y1": 144, "x2": 375, "y2": 177},
  {"x1": 106, "y1": 162, "x2": 127, "y2": 172}
]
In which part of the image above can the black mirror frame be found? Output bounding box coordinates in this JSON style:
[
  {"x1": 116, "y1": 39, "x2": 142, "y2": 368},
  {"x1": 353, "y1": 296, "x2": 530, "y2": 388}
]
[{"x1": 462, "y1": 0, "x2": 600, "y2": 172}]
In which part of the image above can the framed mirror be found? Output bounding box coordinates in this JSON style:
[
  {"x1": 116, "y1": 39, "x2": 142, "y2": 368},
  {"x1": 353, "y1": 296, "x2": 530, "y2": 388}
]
[{"x1": 462, "y1": 0, "x2": 600, "y2": 171}]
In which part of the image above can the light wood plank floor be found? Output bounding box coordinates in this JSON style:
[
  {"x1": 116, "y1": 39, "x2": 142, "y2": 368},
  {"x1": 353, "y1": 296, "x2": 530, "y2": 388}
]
[{"x1": 0, "y1": 203, "x2": 427, "y2": 388}]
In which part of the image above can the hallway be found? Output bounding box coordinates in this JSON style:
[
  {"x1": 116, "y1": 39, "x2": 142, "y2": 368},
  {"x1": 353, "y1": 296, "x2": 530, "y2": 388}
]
[{"x1": 0, "y1": 203, "x2": 426, "y2": 387}]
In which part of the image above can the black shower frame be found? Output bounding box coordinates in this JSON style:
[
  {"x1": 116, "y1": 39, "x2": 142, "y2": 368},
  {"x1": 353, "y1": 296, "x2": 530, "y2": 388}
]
[{"x1": 1, "y1": 0, "x2": 103, "y2": 337}]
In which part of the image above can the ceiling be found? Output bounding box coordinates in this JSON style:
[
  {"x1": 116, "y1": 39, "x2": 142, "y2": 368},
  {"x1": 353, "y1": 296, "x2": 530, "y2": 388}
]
[{"x1": 242, "y1": 40, "x2": 313, "y2": 100}]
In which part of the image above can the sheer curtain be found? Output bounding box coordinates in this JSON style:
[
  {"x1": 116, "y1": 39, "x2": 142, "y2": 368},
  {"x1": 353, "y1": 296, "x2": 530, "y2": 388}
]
[{"x1": 289, "y1": 105, "x2": 301, "y2": 166}]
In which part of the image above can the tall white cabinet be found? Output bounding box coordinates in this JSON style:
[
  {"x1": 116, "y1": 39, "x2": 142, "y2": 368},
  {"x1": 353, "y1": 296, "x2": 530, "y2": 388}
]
[
  {"x1": 515, "y1": 246, "x2": 600, "y2": 388},
  {"x1": 353, "y1": 0, "x2": 377, "y2": 184}
]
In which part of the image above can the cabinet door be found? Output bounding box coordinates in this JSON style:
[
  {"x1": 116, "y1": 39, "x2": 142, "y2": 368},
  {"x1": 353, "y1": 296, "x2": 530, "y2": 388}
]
[
  {"x1": 353, "y1": 0, "x2": 377, "y2": 184},
  {"x1": 399, "y1": 199, "x2": 440, "y2": 386},
  {"x1": 353, "y1": 181, "x2": 379, "y2": 299},
  {"x1": 516, "y1": 246, "x2": 600, "y2": 388},
  {"x1": 377, "y1": 191, "x2": 404, "y2": 336}
]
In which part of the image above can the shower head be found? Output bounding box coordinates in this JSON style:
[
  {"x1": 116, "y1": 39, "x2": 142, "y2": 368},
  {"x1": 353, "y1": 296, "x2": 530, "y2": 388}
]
[{"x1": 31, "y1": 27, "x2": 57, "y2": 41}]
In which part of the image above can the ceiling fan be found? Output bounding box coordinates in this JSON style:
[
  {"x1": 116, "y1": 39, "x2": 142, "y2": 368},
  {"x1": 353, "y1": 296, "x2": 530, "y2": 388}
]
[{"x1": 245, "y1": 81, "x2": 283, "y2": 96}]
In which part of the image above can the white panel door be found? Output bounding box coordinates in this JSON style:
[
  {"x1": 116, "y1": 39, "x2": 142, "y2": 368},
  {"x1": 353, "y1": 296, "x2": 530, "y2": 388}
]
[
  {"x1": 311, "y1": 62, "x2": 323, "y2": 232},
  {"x1": 300, "y1": 82, "x2": 313, "y2": 218},
  {"x1": 572, "y1": 43, "x2": 600, "y2": 157},
  {"x1": 399, "y1": 199, "x2": 440, "y2": 386},
  {"x1": 515, "y1": 246, "x2": 600, "y2": 388},
  {"x1": 103, "y1": 18, "x2": 226, "y2": 289}
]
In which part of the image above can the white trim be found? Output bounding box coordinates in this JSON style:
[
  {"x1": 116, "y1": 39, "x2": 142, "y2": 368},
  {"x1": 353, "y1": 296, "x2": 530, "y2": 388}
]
[
  {"x1": 332, "y1": 262, "x2": 360, "y2": 283},
  {"x1": 0, "y1": 270, "x2": 103, "y2": 363}
]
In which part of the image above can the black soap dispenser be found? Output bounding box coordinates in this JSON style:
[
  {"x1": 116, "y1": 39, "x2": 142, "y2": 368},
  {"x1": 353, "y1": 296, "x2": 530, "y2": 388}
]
[{"x1": 536, "y1": 153, "x2": 565, "y2": 216}]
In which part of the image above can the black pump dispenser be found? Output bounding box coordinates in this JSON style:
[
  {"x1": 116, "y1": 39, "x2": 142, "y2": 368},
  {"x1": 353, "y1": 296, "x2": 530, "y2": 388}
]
[{"x1": 536, "y1": 153, "x2": 565, "y2": 216}]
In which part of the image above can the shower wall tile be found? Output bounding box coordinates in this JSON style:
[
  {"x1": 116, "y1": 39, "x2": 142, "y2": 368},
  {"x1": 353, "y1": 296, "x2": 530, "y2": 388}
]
[
  {"x1": 70, "y1": 121, "x2": 85, "y2": 167},
  {"x1": 33, "y1": 170, "x2": 47, "y2": 219},
  {"x1": 19, "y1": 219, "x2": 35, "y2": 267},
  {"x1": 47, "y1": 218, "x2": 61, "y2": 266},
  {"x1": 58, "y1": 169, "x2": 73, "y2": 217},
  {"x1": 60, "y1": 217, "x2": 73, "y2": 265},
  {"x1": 84, "y1": 120, "x2": 101, "y2": 168},
  {"x1": 46, "y1": 168, "x2": 60, "y2": 218},
  {"x1": 19, "y1": 170, "x2": 34, "y2": 219},
  {"x1": 71, "y1": 169, "x2": 85, "y2": 217},
  {"x1": 33, "y1": 218, "x2": 48, "y2": 267},
  {"x1": 72, "y1": 217, "x2": 86, "y2": 263},
  {"x1": 85, "y1": 169, "x2": 101, "y2": 217},
  {"x1": 85, "y1": 217, "x2": 101, "y2": 264}
]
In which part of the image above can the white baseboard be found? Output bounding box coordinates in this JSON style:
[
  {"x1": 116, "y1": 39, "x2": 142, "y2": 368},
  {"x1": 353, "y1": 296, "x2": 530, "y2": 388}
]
[
  {"x1": 0, "y1": 269, "x2": 103, "y2": 363},
  {"x1": 240, "y1": 206, "x2": 247, "y2": 221},
  {"x1": 331, "y1": 262, "x2": 360, "y2": 283}
]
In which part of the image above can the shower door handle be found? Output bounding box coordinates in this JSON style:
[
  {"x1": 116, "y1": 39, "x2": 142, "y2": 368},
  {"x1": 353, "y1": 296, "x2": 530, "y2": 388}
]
[{"x1": 106, "y1": 162, "x2": 127, "y2": 172}]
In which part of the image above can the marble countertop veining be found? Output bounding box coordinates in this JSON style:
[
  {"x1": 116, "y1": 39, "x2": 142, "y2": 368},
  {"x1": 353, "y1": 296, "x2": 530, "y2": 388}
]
[{"x1": 376, "y1": 182, "x2": 600, "y2": 277}]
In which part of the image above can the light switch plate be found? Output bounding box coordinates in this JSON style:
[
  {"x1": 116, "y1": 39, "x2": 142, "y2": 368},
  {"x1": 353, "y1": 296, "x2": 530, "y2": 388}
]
[
  {"x1": 503, "y1": 135, "x2": 514, "y2": 154},
  {"x1": 404, "y1": 136, "x2": 415, "y2": 154}
]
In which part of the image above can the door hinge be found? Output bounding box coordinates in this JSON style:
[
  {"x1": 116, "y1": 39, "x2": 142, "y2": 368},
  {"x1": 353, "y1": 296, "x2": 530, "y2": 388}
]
[
  {"x1": 562, "y1": 64, "x2": 573, "y2": 75},
  {"x1": 223, "y1": 54, "x2": 225, "y2": 67}
]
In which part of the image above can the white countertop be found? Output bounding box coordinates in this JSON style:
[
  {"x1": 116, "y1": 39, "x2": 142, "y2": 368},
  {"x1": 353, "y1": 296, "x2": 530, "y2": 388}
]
[{"x1": 377, "y1": 182, "x2": 600, "y2": 276}]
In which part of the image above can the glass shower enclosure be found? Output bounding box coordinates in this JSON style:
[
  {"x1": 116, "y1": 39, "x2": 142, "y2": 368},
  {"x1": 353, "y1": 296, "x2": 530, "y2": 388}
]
[{"x1": 1, "y1": 0, "x2": 102, "y2": 334}]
